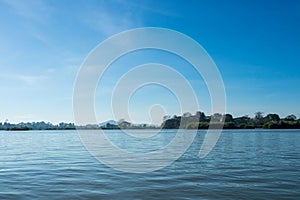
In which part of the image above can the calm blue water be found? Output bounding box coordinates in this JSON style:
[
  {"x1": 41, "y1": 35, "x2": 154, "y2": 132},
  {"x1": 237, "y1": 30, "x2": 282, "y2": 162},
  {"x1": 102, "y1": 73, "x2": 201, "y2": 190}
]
[{"x1": 0, "y1": 130, "x2": 299, "y2": 199}]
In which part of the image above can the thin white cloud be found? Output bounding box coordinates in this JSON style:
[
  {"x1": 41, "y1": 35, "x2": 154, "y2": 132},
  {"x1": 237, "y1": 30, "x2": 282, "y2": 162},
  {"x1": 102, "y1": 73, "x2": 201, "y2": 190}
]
[
  {"x1": 0, "y1": 67, "x2": 49, "y2": 87},
  {"x1": 3, "y1": 0, "x2": 51, "y2": 22},
  {"x1": 80, "y1": 0, "x2": 179, "y2": 37},
  {"x1": 29, "y1": 26, "x2": 50, "y2": 44},
  {"x1": 82, "y1": 2, "x2": 143, "y2": 36},
  {"x1": 115, "y1": 0, "x2": 178, "y2": 17},
  {"x1": 16, "y1": 74, "x2": 46, "y2": 86},
  {"x1": 3, "y1": 0, "x2": 52, "y2": 45},
  {"x1": 46, "y1": 68, "x2": 56, "y2": 73},
  {"x1": 12, "y1": 113, "x2": 36, "y2": 122}
]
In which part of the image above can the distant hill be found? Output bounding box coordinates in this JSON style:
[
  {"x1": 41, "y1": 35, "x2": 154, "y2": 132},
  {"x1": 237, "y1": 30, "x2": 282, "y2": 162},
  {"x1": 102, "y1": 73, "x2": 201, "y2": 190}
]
[
  {"x1": 99, "y1": 120, "x2": 159, "y2": 129},
  {"x1": 98, "y1": 120, "x2": 118, "y2": 127},
  {"x1": 132, "y1": 123, "x2": 160, "y2": 128}
]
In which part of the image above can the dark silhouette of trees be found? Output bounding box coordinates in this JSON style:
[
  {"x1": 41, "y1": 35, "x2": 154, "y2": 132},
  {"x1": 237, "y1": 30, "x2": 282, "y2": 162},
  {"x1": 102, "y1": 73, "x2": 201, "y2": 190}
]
[
  {"x1": 195, "y1": 111, "x2": 207, "y2": 122},
  {"x1": 211, "y1": 113, "x2": 223, "y2": 122},
  {"x1": 285, "y1": 114, "x2": 297, "y2": 121},
  {"x1": 255, "y1": 112, "x2": 264, "y2": 119},
  {"x1": 264, "y1": 114, "x2": 280, "y2": 122},
  {"x1": 0, "y1": 121, "x2": 76, "y2": 131},
  {"x1": 224, "y1": 114, "x2": 233, "y2": 122},
  {"x1": 161, "y1": 115, "x2": 181, "y2": 129},
  {"x1": 161, "y1": 111, "x2": 300, "y2": 129},
  {"x1": 1, "y1": 112, "x2": 300, "y2": 131}
]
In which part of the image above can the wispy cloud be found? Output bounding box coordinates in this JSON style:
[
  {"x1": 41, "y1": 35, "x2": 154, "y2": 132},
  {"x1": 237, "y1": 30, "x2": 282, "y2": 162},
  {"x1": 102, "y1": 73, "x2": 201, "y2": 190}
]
[
  {"x1": 81, "y1": 0, "x2": 178, "y2": 37},
  {"x1": 16, "y1": 74, "x2": 46, "y2": 86},
  {"x1": 3, "y1": 0, "x2": 52, "y2": 44},
  {"x1": 82, "y1": 2, "x2": 143, "y2": 36},
  {"x1": 11, "y1": 113, "x2": 36, "y2": 122},
  {"x1": 0, "y1": 67, "x2": 49, "y2": 87},
  {"x1": 115, "y1": 0, "x2": 178, "y2": 17},
  {"x1": 3, "y1": 0, "x2": 51, "y2": 22}
]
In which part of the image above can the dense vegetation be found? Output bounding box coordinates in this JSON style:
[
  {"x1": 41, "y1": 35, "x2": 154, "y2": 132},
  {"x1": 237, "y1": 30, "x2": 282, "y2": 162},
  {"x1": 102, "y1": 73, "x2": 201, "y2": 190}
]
[
  {"x1": 1, "y1": 112, "x2": 299, "y2": 131},
  {"x1": 161, "y1": 111, "x2": 300, "y2": 129},
  {"x1": 0, "y1": 120, "x2": 157, "y2": 131},
  {"x1": 0, "y1": 121, "x2": 76, "y2": 131}
]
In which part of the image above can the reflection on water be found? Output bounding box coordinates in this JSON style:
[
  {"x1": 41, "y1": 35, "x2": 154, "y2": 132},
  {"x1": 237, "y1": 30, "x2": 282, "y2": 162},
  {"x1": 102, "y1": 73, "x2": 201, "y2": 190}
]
[{"x1": 0, "y1": 130, "x2": 299, "y2": 199}]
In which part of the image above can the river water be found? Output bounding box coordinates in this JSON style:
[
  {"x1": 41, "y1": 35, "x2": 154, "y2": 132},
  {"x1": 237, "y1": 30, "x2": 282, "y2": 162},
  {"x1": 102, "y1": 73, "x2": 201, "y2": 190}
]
[{"x1": 0, "y1": 129, "x2": 299, "y2": 199}]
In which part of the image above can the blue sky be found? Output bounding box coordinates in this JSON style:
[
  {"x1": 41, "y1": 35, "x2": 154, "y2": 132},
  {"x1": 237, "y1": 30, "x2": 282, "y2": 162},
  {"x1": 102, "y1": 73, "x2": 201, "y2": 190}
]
[{"x1": 0, "y1": 0, "x2": 299, "y2": 124}]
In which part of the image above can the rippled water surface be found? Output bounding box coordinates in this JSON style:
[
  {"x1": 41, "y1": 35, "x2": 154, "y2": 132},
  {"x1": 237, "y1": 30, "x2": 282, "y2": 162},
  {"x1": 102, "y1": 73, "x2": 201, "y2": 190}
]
[{"x1": 0, "y1": 130, "x2": 299, "y2": 199}]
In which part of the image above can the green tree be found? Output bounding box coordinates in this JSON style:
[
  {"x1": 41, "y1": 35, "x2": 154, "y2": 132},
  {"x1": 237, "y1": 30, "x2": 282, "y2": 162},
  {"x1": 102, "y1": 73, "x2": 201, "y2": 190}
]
[
  {"x1": 211, "y1": 113, "x2": 223, "y2": 122},
  {"x1": 224, "y1": 114, "x2": 233, "y2": 122},
  {"x1": 285, "y1": 114, "x2": 297, "y2": 121},
  {"x1": 254, "y1": 112, "x2": 264, "y2": 119},
  {"x1": 264, "y1": 114, "x2": 280, "y2": 122}
]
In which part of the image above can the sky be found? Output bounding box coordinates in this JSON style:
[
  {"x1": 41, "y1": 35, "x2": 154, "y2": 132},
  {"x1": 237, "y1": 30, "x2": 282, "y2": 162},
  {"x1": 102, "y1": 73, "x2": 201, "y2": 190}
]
[{"x1": 0, "y1": 0, "x2": 299, "y2": 124}]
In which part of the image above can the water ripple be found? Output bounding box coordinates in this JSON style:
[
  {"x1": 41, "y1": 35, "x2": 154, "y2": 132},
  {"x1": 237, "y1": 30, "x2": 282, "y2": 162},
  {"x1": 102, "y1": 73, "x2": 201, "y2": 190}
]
[{"x1": 0, "y1": 130, "x2": 299, "y2": 199}]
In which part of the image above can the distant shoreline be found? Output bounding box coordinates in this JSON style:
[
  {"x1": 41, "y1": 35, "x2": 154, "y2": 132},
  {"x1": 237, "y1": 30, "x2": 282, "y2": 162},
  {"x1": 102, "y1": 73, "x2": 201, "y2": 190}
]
[
  {"x1": 1, "y1": 111, "x2": 299, "y2": 131},
  {"x1": 2, "y1": 127, "x2": 300, "y2": 132}
]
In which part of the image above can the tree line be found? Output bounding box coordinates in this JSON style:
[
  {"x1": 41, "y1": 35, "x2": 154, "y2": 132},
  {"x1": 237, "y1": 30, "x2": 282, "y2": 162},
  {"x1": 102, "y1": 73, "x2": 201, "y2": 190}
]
[
  {"x1": 1, "y1": 112, "x2": 299, "y2": 131},
  {"x1": 0, "y1": 120, "x2": 157, "y2": 131},
  {"x1": 161, "y1": 111, "x2": 300, "y2": 129},
  {"x1": 0, "y1": 121, "x2": 76, "y2": 131}
]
